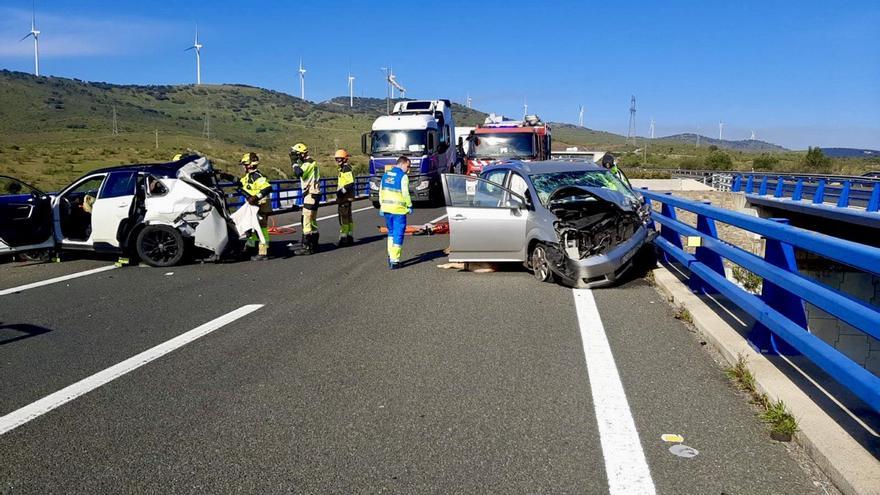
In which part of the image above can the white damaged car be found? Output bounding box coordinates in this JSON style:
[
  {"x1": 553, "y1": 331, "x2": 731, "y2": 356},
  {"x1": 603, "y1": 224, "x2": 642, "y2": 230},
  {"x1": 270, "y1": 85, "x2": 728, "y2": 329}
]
[{"x1": 0, "y1": 156, "x2": 245, "y2": 267}]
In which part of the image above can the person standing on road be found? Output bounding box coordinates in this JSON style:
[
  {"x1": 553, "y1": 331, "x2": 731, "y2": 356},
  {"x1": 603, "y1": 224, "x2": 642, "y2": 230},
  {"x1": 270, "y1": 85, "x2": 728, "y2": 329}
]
[
  {"x1": 379, "y1": 156, "x2": 413, "y2": 269},
  {"x1": 334, "y1": 149, "x2": 356, "y2": 247},
  {"x1": 290, "y1": 143, "x2": 321, "y2": 255},
  {"x1": 238, "y1": 152, "x2": 272, "y2": 261}
]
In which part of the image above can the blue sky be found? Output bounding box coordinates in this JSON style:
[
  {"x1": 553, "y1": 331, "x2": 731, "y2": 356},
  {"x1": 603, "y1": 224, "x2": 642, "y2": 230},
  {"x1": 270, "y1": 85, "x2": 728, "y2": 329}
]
[{"x1": 0, "y1": 0, "x2": 878, "y2": 149}]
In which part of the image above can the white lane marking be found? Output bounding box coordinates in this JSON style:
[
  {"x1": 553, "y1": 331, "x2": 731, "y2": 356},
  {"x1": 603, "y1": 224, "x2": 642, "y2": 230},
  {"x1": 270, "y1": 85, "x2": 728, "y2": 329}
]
[
  {"x1": 0, "y1": 265, "x2": 117, "y2": 297},
  {"x1": 279, "y1": 205, "x2": 374, "y2": 229},
  {"x1": 573, "y1": 289, "x2": 656, "y2": 495},
  {"x1": 0, "y1": 304, "x2": 263, "y2": 435}
]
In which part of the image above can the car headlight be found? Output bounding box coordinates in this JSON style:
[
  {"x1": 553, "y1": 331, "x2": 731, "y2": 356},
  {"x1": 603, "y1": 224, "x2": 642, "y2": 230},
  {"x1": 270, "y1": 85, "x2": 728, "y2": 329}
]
[{"x1": 415, "y1": 180, "x2": 431, "y2": 191}]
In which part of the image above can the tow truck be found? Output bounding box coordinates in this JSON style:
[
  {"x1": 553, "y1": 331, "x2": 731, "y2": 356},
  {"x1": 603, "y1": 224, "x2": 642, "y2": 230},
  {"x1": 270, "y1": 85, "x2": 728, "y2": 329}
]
[{"x1": 464, "y1": 114, "x2": 551, "y2": 175}]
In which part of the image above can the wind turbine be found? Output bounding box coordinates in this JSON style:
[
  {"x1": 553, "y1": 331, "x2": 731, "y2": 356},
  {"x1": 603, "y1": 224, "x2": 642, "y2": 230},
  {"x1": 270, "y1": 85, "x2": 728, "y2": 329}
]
[
  {"x1": 578, "y1": 105, "x2": 585, "y2": 127},
  {"x1": 650, "y1": 118, "x2": 655, "y2": 139},
  {"x1": 750, "y1": 129, "x2": 756, "y2": 140},
  {"x1": 298, "y1": 59, "x2": 307, "y2": 100},
  {"x1": 466, "y1": 93, "x2": 472, "y2": 109},
  {"x1": 719, "y1": 121, "x2": 724, "y2": 141},
  {"x1": 347, "y1": 71, "x2": 355, "y2": 107},
  {"x1": 387, "y1": 69, "x2": 405, "y2": 99},
  {"x1": 20, "y1": 0, "x2": 40, "y2": 76},
  {"x1": 185, "y1": 25, "x2": 203, "y2": 85},
  {"x1": 523, "y1": 97, "x2": 528, "y2": 119}
]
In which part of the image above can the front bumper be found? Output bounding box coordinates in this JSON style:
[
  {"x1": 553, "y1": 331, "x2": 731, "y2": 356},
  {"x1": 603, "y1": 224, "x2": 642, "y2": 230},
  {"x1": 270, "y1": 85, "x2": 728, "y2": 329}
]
[
  {"x1": 554, "y1": 225, "x2": 657, "y2": 288},
  {"x1": 369, "y1": 174, "x2": 436, "y2": 203}
]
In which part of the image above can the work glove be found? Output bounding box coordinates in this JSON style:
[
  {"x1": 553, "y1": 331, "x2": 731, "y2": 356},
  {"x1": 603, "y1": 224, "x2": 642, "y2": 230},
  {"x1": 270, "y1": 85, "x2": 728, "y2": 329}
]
[
  {"x1": 408, "y1": 207, "x2": 413, "y2": 215},
  {"x1": 378, "y1": 210, "x2": 385, "y2": 217}
]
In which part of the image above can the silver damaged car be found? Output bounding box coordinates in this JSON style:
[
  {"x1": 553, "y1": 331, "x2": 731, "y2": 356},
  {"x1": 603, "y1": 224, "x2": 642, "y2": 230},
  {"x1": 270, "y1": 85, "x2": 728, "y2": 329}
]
[{"x1": 441, "y1": 161, "x2": 656, "y2": 288}]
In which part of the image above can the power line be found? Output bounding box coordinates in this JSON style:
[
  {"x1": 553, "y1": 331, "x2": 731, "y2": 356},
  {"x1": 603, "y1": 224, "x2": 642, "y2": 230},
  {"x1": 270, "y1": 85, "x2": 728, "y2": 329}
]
[{"x1": 626, "y1": 95, "x2": 636, "y2": 145}]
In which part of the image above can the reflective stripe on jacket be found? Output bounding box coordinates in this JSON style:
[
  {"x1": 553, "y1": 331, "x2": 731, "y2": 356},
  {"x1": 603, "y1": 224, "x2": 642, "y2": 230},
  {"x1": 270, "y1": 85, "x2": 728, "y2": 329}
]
[{"x1": 379, "y1": 167, "x2": 412, "y2": 215}]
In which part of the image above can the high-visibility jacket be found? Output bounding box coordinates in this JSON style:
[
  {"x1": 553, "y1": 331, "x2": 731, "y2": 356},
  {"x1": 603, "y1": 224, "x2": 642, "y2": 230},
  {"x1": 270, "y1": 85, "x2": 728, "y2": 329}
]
[
  {"x1": 294, "y1": 158, "x2": 321, "y2": 194},
  {"x1": 337, "y1": 164, "x2": 355, "y2": 201},
  {"x1": 379, "y1": 167, "x2": 412, "y2": 215},
  {"x1": 239, "y1": 171, "x2": 271, "y2": 204}
]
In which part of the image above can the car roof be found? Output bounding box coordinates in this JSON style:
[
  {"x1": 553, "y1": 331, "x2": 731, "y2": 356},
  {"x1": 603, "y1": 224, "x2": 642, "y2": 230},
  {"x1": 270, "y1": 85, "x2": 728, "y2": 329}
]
[
  {"x1": 484, "y1": 160, "x2": 605, "y2": 175},
  {"x1": 79, "y1": 157, "x2": 197, "y2": 179}
]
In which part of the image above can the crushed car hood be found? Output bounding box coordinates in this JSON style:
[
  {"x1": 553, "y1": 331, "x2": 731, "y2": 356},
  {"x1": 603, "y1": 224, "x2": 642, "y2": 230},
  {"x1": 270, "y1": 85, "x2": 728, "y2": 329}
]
[{"x1": 547, "y1": 185, "x2": 639, "y2": 212}]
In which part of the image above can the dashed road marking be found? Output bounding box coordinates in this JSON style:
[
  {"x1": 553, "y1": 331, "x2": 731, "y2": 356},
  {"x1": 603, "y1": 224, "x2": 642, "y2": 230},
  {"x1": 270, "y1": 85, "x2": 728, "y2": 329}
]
[
  {"x1": 0, "y1": 265, "x2": 117, "y2": 296},
  {"x1": 0, "y1": 304, "x2": 264, "y2": 436},
  {"x1": 573, "y1": 289, "x2": 655, "y2": 495}
]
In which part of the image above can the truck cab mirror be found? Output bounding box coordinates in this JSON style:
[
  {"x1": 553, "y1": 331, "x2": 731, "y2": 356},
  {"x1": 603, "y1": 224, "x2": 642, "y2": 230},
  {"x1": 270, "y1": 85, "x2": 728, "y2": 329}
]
[{"x1": 427, "y1": 132, "x2": 435, "y2": 152}]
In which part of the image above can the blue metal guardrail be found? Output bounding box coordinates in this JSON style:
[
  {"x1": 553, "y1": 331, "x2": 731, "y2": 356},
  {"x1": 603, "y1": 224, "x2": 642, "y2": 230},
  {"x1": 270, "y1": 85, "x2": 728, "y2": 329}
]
[
  {"x1": 219, "y1": 175, "x2": 374, "y2": 213},
  {"x1": 731, "y1": 173, "x2": 880, "y2": 211},
  {"x1": 640, "y1": 189, "x2": 880, "y2": 413}
]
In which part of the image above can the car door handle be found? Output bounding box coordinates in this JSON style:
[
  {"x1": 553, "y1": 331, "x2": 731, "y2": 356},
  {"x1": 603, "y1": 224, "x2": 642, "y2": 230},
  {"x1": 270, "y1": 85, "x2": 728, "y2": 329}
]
[{"x1": 451, "y1": 214, "x2": 467, "y2": 221}]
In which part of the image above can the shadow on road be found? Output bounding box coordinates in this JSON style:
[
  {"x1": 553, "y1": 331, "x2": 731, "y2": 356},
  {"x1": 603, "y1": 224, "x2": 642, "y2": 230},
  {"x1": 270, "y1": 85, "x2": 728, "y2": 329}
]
[
  {"x1": 402, "y1": 249, "x2": 448, "y2": 268},
  {"x1": 0, "y1": 322, "x2": 53, "y2": 346}
]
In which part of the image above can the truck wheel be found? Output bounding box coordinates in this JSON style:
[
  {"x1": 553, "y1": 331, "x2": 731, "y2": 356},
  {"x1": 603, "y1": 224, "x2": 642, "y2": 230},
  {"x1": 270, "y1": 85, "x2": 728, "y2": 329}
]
[
  {"x1": 136, "y1": 225, "x2": 185, "y2": 267},
  {"x1": 372, "y1": 200, "x2": 381, "y2": 209},
  {"x1": 530, "y1": 244, "x2": 554, "y2": 283}
]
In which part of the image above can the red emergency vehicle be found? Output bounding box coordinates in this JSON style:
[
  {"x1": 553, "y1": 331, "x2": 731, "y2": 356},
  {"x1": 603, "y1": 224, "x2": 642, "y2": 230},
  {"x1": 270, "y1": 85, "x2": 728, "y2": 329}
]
[{"x1": 464, "y1": 114, "x2": 551, "y2": 175}]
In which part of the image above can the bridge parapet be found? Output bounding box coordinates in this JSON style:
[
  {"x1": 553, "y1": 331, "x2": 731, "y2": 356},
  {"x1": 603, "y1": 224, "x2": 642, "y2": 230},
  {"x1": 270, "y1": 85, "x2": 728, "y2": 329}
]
[{"x1": 642, "y1": 189, "x2": 880, "y2": 413}]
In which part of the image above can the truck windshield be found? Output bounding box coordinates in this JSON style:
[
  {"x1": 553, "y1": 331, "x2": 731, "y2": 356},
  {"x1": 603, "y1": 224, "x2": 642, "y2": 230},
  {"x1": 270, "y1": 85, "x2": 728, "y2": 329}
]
[
  {"x1": 371, "y1": 130, "x2": 428, "y2": 156},
  {"x1": 469, "y1": 133, "x2": 535, "y2": 159}
]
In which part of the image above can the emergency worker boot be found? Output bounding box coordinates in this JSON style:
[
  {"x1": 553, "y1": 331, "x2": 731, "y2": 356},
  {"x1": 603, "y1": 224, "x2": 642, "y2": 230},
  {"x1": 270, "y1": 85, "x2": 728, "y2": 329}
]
[{"x1": 294, "y1": 233, "x2": 315, "y2": 256}]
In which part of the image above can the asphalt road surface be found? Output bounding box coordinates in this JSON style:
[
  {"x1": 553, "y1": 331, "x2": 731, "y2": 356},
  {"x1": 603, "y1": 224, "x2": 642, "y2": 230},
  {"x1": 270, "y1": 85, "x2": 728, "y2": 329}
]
[{"x1": 1, "y1": 200, "x2": 828, "y2": 494}]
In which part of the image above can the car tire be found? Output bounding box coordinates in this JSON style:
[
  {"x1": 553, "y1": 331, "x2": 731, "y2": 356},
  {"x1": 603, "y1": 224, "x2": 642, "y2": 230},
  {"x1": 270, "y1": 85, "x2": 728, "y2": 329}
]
[
  {"x1": 372, "y1": 200, "x2": 381, "y2": 209},
  {"x1": 136, "y1": 225, "x2": 185, "y2": 267},
  {"x1": 530, "y1": 244, "x2": 554, "y2": 283}
]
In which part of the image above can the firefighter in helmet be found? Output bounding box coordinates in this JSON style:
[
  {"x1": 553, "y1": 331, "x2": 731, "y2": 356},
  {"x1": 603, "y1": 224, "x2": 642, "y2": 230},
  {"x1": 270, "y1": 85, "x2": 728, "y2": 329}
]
[
  {"x1": 290, "y1": 142, "x2": 321, "y2": 255},
  {"x1": 238, "y1": 152, "x2": 272, "y2": 261},
  {"x1": 335, "y1": 149, "x2": 355, "y2": 246}
]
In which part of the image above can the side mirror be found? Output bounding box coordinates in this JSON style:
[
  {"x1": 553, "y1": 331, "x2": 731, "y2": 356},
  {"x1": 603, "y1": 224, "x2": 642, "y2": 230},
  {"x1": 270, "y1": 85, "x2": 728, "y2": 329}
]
[
  {"x1": 427, "y1": 133, "x2": 436, "y2": 152},
  {"x1": 361, "y1": 133, "x2": 368, "y2": 155},
  {"x1": 506, "y1": 195, "x2": 525, "y2": 211}
]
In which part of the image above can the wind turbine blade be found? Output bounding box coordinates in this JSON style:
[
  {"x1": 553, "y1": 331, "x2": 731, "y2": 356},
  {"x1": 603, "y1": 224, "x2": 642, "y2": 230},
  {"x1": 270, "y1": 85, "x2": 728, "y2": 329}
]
[
  {"x1": 185, "y1": 46, "x2": 195, "y2": 51},
  {"x1": 20, "y1": 32, "x2": 33, "y2": 42}
]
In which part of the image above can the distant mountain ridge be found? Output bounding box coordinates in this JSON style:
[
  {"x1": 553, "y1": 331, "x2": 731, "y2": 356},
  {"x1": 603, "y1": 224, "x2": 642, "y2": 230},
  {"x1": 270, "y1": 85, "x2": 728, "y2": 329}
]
[
  {"x1": 658, "y1": 133, "x2": 788, "y2": 152},
  {"x1": 820, "y1": 147, "x2": 879, "y2": 158}
]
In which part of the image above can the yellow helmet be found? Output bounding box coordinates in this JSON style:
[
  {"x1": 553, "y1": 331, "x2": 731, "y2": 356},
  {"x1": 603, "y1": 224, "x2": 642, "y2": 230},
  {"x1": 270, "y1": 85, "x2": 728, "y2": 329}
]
[
  {"x1": 172, "y1": 153, "x2": 184, "y2": 161},
  {"x1": 240, "y1": 152, "x2": 260, "y2": 167},
  {"x1": 291, "y1": 143, "x2": 309, "y2": 155}
]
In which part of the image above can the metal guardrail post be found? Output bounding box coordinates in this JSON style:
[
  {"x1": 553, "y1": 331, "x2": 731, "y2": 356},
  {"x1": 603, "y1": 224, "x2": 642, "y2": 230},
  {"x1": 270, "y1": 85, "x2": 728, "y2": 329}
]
[
  {"x1": 758, "y1": 176, "x2": 769, "y2": 195},
  {"x1": 812, "y1": 179, "x2": 826, "y2": 204},
  {"x1": 869, "y1": 183, "x2": 880, "y2": 212},
  {"x1": 731, "y1": 175, "x2": 742, "y2": 192},
  {"x1": 271, "y1": 182, "x2": 280, "y2": 210},
  {"x1": 659, "y1": 193, "x2": 683, "y2": 264},
  {"x1": 772, "y1": 177, "x2": 784, "y2": 198},
  {"x1": 689, "y1": 201, "x2": 726, "y2": 295},
  {"x1": 792, "y1": 179, "x2": 805, "y2": 201},
  {"x1": 745, "y1": 175, "x2": 755, "y2": 194},
  {"x1": 836, "y1": 181, "x2": 851, "y2": 208},
  {"x1": 748, "y1": 218, "x2": 807, "y2": 355}
]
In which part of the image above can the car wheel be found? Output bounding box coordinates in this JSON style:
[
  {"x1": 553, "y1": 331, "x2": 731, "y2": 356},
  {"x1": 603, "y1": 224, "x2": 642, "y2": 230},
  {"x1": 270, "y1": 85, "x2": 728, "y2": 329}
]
[
  {"x1": 372, "y1": 200, "x2": 381, "y2": 209},
  {"x1": 136, "y1": 225, "x2": 185, "y2": 267},
  {"x1": 530, "y1": 244, "x2": 554, "y2": 283}
]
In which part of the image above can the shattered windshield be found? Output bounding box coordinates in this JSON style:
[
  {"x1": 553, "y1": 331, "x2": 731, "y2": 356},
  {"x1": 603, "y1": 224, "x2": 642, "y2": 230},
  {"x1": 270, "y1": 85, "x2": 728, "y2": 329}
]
[
  {"x1": 371, "y1": 130, "x2": 428, "y2": 155},
  {"x1": 469, "y1": 133, "x2": 534, "y2": 159},
  {"x1": 530, "y1": 170, "x2": 636, "y2": 205}
]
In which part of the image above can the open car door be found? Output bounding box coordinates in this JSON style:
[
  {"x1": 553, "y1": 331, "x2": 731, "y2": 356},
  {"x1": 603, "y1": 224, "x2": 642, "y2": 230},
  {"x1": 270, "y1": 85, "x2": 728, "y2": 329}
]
[
  {"x1": 441, "y1": 174, "x2": 529, "y2": 262},
  {"x1": 0, "y1": 175, "x2": 54, "y2": 252},
  {"x1": 89, "y1": 170, "x2": 138, "y2": 249}
]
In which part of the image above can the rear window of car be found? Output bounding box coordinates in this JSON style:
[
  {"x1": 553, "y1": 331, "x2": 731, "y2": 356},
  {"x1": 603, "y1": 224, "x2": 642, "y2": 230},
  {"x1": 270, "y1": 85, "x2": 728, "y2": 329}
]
[{"x1": 530, "y1": 170, "x2": 635, "y2": 205}]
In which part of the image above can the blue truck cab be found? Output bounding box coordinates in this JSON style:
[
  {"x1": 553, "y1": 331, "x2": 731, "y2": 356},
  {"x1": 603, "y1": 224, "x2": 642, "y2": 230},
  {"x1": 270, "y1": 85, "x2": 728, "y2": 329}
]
[{"x1": 363, "y1": 99, "x2": 456, "y2": 206}]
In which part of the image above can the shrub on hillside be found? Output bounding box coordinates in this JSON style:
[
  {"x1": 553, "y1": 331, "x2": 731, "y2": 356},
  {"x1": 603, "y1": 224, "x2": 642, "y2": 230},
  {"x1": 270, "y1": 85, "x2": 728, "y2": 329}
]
[
  {"x1": 705, "y1": 150, "x2": 733, "y2": 170},
  {"x1": 801, "y1": 146, "x2": 832, "y2": 172},
  {"x1": 678, "y1": 157, "x2": 705, "y2": 169},
  {"x1": 752, "y1": 154, "x2": 780, "y2": 170}
]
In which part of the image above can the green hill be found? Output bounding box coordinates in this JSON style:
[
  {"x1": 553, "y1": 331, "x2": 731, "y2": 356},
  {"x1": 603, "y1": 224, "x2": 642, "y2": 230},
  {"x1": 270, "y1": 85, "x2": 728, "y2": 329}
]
[{"x1": 1, "y1": 70, "x2": 874, "y2": 188}]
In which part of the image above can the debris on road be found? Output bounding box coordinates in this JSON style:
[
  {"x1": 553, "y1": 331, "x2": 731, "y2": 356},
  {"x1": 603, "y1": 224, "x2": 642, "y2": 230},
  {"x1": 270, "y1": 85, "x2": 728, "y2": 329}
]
[
  {"x1": 669, "y1": 444, "x2": 699, "y2": 458},
  {"x1": 661, "y1": 433, "x2": 685, "y2": 443}
]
